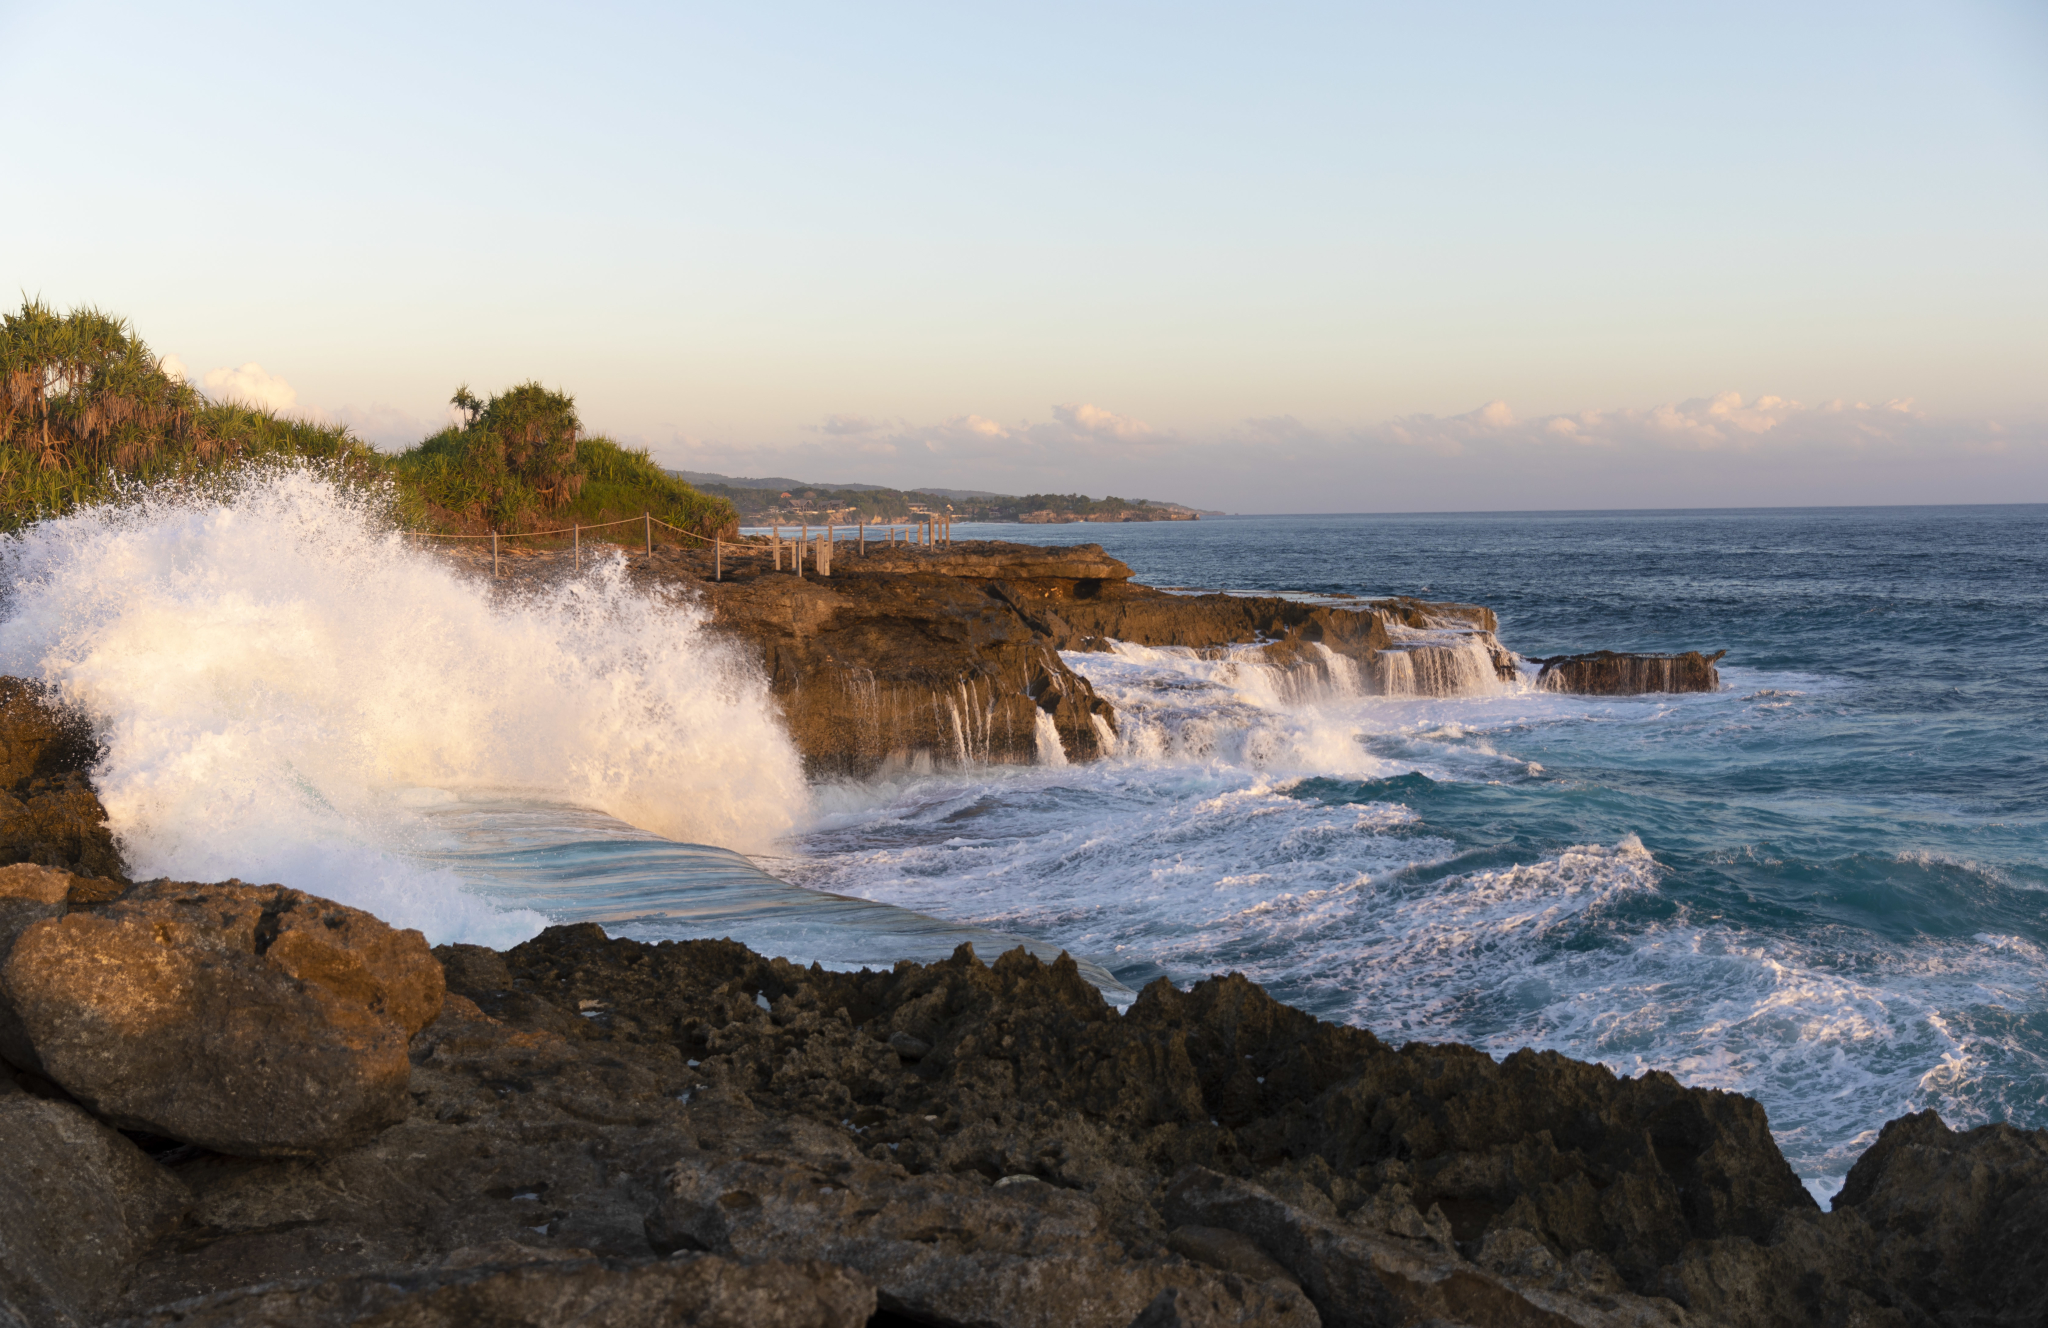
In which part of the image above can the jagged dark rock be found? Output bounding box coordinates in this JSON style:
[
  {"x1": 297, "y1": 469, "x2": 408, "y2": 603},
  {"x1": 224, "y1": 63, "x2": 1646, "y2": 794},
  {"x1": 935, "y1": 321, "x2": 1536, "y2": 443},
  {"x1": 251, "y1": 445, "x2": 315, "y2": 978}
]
[
  {"x1": 1534, "y1": 651, "x2": 1725, "y2": 695},
  {"x1": 0, "y1": 900, "x2": 2041, "y2": 1327}
]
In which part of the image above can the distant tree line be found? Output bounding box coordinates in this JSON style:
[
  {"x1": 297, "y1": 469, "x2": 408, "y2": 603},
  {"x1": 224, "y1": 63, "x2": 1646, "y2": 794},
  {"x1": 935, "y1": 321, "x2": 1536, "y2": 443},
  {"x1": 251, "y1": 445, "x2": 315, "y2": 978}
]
[{"x1": 697, "y1": 482, "x2": 1195, "y2": 523}]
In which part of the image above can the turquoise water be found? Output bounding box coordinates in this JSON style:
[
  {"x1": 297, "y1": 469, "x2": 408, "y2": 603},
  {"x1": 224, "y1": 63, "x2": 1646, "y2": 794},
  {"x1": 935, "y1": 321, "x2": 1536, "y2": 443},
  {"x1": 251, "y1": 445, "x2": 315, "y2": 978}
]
[{"x1": 784, "y1": 506, "x2": 2048, "y2": 1194}]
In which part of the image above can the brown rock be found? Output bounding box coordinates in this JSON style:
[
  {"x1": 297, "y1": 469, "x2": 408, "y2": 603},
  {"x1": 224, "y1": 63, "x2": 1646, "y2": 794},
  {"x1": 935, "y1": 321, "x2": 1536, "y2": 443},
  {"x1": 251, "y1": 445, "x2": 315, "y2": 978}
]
[
  {"x1": 0, "y1": 880, "x2": 443, "y2": 1157},
  {"x1": 0, "y1": 680, "x2": 122, "y2": 881},
  {"x1": 109, "y1": 1255, "x2": 875, "y2": 1328},
  {"x1": 698, "y1": 556, "x2": 1118, "y2": 774},
  {"x1": 1535, "y1": 651, "x2": 1724, "y2": 695},
  {"x1": 849, "y1": 540, "x2": 1136, "y2": 583},
  {"x1": 0, "y1": 1093, "x2": 188, "y2": 1327},
  {"x1": 0, "y1": 863, "x2": 76, "y2": 1071}
]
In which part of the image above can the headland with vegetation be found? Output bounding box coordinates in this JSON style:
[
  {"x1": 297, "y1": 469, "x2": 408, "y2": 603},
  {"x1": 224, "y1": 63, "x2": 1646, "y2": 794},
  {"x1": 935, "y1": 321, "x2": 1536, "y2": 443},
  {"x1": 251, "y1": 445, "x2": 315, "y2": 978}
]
[{"x1": 0, "y1": 300, "x2": 736, "y2": 542}]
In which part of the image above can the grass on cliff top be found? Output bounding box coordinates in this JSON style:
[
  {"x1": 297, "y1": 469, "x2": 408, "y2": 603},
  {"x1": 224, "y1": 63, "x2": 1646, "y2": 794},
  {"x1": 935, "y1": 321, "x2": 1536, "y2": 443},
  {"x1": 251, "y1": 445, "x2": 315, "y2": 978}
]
[{"x1": 0, "y1": 299, "x2": 737, "y2": 541}]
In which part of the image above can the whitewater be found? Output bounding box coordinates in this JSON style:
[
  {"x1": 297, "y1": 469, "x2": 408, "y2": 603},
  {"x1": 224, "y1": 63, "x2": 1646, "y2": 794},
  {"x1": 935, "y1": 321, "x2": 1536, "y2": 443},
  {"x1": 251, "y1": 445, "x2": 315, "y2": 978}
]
[{"x1": 4, "y1": 473, "x2": 2044, "y2": 1202}]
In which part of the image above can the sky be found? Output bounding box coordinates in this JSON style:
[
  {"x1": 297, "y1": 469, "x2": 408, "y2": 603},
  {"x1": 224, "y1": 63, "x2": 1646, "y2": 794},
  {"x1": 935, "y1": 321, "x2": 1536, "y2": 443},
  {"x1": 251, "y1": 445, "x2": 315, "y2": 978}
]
[{"x1": 4, "y1": 0, "x2": 2046, "y2": 511}]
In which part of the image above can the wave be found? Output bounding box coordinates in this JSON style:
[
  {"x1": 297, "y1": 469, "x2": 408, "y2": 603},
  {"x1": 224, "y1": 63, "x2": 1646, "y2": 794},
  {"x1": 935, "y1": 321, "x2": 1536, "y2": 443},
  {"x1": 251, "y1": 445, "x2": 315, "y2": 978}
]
[{"x1": 0, "y1": 468, "x2": 807, "y2": 944}]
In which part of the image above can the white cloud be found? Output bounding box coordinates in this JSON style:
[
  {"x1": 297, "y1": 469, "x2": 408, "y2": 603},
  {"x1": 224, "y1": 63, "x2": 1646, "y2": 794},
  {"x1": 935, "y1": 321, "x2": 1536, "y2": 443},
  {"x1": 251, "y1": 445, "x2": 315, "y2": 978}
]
[
  {"x1": 202, "y1": 362, "x2": 298, "y2": 412},
  {"x1": 1052, "y1": 402, "x2": 1153, "y2": 440},
  {"x1": 817, "y1": 414, "x2": 886, "y2": 436},
  {"x1": 158, "y1": 354, "x2": 187, "y2": 383},
  {"x1": 1363, "y1": 390, "x2": 1945, "y2": 456}
]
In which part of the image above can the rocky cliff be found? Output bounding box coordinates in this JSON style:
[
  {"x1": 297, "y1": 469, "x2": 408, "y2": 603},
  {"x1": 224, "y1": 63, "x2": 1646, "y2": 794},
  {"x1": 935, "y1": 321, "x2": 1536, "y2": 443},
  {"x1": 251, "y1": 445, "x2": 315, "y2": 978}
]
[
  {"x1": 0, "y1": 684, "x2": 2042, "y2": 1328},
  {"x1": 1535, "y1": 652, "x2": 1725, "y2": 696},
  {"x1": 455, "y1": 539, "x2": 1558, "y2": 775}
]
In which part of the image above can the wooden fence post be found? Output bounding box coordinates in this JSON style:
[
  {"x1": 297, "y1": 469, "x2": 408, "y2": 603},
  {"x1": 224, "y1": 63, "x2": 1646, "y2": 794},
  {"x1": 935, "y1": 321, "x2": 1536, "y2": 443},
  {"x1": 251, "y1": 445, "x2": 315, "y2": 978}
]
[
  {"x1": 573, "y1": 523, "x2": 579, "y2": 572},
  {"x1": 859, "y1": 521, "x2": 865, "y2": 555},
  {"x1": 714, "y1": 536, "x2": 721, "y2": 581},
  {"x1": 492, "y1": 531, "x2": 500, "y2": 578},
  {"x1": 773, "y1": 523, "x2": 780, "y2": 570},
  {"x1": 824, "y1": 522, "x2": 833, "y2": 576},
  {"x1": 644, "y1": 512, "x2": 652, "y2": 558}
]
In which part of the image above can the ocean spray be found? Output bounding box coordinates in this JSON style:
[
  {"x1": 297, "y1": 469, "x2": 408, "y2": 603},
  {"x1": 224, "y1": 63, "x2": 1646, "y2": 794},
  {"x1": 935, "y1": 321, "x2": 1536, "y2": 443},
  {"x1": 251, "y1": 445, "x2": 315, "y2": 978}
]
[{"x1": 0, "y1": 468, "x2": 808, "y2": 945}]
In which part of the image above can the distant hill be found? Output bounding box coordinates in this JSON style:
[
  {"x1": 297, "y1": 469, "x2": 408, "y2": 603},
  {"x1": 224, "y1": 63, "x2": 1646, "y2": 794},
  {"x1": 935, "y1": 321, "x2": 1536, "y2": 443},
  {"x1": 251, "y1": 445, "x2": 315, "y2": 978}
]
[
  {"x1": 665, "y1": 470, "x2": 1216, "y2": 523},
  {"x1": 670, "y1": 470, "x2": 1006, "y2": 500}
]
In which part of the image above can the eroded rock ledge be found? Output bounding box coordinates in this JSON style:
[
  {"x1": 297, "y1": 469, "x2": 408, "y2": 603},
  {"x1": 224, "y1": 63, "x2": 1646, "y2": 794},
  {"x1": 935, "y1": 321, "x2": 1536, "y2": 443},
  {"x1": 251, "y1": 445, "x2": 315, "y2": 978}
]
[{"x1": 460, "y1": 539, "x2": 1717, "y2": 776}]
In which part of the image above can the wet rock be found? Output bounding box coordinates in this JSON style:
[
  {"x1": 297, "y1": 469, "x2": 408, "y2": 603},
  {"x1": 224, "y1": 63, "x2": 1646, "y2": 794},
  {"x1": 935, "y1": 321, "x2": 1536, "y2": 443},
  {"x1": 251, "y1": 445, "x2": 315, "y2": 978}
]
[
  {"x1": 0, "y1": 880, "x2": 443, "y2": 1156},
  {"x1": 0, "y1": 680, "x2": 122, "y2": 881},
  {"x1": 109, "y1": 1254, "x2": 875, "y2": 1328},
  {"x1": 1534, "y1": 651, "x2": 1724, "y2": 695},
  {"x1": 696, "y1": 553, "x2": 1118, "y2": 774},
  {"x1": 0, "y1": 1089, "x2": 188, "y2": 1328}
]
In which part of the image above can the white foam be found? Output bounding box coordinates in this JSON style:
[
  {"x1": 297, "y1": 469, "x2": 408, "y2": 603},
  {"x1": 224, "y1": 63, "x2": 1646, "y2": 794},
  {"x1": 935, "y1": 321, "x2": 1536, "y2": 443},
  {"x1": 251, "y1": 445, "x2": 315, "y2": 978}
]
[
  {"x1": 1033, "y1": 709, "x2": 1069, "y2": 766},
  {"x1": 0, "y1": 467, "x2": 807, "y2": 945},
  {"x1": 790, "y1": 639, "x2": 2042, "y2": 1190}
]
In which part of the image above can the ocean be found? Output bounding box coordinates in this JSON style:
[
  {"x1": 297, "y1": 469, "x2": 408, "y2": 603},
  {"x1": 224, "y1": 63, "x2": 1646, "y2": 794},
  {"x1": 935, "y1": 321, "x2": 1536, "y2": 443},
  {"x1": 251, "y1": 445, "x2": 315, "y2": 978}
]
[{"x1": 4, "y1": 476, "x2": 2043, "y2": 1201}]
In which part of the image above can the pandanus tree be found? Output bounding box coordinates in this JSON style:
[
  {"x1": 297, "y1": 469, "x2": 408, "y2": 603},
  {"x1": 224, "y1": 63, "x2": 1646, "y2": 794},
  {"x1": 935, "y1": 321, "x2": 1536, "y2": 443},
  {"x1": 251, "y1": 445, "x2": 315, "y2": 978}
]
[
  {"x1": 422, "y1": 381, "x2": 587, "y2": 529},
  {"x1": 476, "y1": 382, "x2": 584, "y2": 510},
  {"x1": 0, "y1": 300, "x2": 206, "y2": 474}
]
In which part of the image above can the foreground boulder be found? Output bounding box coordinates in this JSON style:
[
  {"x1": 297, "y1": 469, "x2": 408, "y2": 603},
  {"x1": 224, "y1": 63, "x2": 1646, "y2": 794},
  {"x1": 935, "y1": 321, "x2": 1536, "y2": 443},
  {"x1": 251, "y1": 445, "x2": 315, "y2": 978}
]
[
  {"x1": 0, "y1": 880, "x2": 443, "y2": 1157},
  {"x1": 1535, "y1": 651, "x2": 1724, "y2": 695},
  {"x1": 0, "y1": 1073, "x2": 188, "y2": 1328}
]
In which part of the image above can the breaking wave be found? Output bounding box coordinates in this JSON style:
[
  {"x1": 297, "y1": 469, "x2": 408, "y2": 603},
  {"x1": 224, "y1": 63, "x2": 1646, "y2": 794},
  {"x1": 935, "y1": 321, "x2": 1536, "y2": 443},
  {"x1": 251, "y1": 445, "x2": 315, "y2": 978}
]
[{"x1": 0, "y1": 468, "x2": 807, "y2": 944}]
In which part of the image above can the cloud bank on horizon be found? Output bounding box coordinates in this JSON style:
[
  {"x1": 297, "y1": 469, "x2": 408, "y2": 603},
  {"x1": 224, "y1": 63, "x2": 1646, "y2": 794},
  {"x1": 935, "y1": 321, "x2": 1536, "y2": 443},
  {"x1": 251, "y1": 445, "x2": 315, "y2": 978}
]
[
  {"x1": 652, "y1": 390, "x2": 2039, "y2": 512},
  {"x1": 174, "y1": 354, "x2": 2039, "y2": 511}
]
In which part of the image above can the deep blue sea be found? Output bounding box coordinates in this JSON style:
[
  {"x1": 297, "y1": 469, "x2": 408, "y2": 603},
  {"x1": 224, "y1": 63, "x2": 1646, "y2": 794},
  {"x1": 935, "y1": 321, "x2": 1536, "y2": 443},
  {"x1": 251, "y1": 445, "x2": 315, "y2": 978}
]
[
  {"x1": 782, "y1": 506, "x2": 2048, "y2": 1198},
  {"x1": 8, "y1": 484, "x2": 2042, "y2": 1201}
]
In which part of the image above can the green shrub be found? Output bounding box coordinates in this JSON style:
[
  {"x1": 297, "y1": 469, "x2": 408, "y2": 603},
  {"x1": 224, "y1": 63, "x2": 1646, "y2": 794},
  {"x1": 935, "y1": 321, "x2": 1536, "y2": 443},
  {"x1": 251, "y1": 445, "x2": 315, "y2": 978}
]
[{"x1": 0, "y1": 299, "x2": 378, "y2": 530}]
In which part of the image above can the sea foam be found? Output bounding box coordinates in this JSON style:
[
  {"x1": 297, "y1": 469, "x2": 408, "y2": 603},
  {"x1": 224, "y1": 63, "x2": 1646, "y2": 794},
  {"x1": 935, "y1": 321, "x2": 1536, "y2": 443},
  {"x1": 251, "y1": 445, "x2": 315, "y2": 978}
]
[{"x1": 0, "y1": 468, "x2": 807, "y2": 945}]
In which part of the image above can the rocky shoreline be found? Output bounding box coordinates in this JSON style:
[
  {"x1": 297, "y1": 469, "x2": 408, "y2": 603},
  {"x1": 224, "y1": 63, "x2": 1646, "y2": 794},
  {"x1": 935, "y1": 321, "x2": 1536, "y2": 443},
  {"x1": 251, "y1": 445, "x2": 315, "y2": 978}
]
[
  {"x1": 454, "y1": 537, "x2": 1718, "y2": 776},
  {"x1": 0, "y1": 682, "x2": 2043, "y2": 1328}
]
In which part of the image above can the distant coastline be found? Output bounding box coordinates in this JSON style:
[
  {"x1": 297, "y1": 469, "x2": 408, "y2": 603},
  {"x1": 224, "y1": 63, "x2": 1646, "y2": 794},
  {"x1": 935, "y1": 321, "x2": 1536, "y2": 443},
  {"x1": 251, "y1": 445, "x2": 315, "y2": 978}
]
[{"x1": 670, "y1": 468, "x2": 1223, "y2": 523}]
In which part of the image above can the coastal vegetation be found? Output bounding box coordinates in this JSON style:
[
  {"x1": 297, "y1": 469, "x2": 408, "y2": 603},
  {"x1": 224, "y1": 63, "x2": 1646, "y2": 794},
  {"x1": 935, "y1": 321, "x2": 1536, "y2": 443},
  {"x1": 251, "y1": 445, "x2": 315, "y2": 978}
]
[
  {"x1": 0, "y1": 299, "x2": 736, "y2": 541},
  {"x1": 395, "y1": 384, "x2": 735, "y2": 539}
]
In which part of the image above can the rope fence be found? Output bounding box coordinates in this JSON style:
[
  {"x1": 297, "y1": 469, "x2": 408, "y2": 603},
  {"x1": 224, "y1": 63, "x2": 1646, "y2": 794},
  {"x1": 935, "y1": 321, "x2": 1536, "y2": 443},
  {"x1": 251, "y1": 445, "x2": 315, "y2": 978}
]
[{"x1": 410, "y1": 510, "x2": 956, "y2": 581}]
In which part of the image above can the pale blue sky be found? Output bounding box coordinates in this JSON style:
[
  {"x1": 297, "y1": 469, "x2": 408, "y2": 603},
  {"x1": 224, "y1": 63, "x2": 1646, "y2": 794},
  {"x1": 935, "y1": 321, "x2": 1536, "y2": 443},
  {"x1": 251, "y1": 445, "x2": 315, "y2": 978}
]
[{"x1": 4, "y1": 1, "x2": 2044, "y2": 508}]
